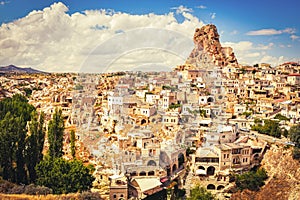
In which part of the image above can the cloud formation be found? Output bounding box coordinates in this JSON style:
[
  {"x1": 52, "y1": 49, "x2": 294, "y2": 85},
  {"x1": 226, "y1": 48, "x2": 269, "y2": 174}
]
[
  {"x1": 196, "y1": 5, "x2": 206, "y2": 9},
  {"x1": 246, "y1": 28, "x2": 295, "y2": 36},
  {"x1": 0, "y1": 1, "x2": 9, "y2": 6},
  {"x1": 210, "y1": 13, "x2": 216, "y2": 19},
  {"x1": 222, "y1": 40, "x2": 295, "y2": 66},
  {"x1": 171, "y1": 5, "x2": 193, "y2": 14},
  {"x1": 0, "y1": 2, "x2": 203, "y2": 72}
]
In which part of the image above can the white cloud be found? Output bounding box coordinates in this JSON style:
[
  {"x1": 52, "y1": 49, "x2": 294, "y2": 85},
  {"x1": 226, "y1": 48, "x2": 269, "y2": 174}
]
[
  {"x1": 290, "y1": 34, "x2": 299, "y2": 41},
  {"x1": 171, "y1": 5, "x2": 193, "y2": 14},
  {"x1": 196, "y1": 5, "x2": 206, "y2": 9},
  {"x1": 257, "y1": 43, "x2": 274, "y2": 50},
  {"x1": 210, "y1": 13, "x2": 216, "y2": 19},
  {"x1": 0, "y1": 2, "x2": 204, "y2": 72},
  {"x1": 0, "y1": 1, "x2": 9, "y2": 6},
  {"x1": 221, "y1": 41, "x2": 291, "y2": 66},
  {"x1": 230, "y1": 30, "x2": 238, "y2": 35},
  {"x1": 246, "y1": 28, "x2": 296, "y2": 36}
]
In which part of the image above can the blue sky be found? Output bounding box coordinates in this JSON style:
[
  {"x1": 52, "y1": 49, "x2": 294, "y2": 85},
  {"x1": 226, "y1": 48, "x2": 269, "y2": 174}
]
[{"x1": 0, "y1": 0, "x2": 299, "y2": 72}]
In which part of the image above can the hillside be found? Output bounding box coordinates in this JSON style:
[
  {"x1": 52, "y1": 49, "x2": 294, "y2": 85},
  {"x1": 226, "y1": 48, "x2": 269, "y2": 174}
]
[
  {"x1": 0, "y1": 65, "x2": 46, "y2": 74},
  {"x1": 231, "y1": 145, "x2": 300, "y2": 200}
]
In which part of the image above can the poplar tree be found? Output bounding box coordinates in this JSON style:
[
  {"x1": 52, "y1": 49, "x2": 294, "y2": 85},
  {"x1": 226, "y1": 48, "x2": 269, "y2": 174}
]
[
  {"x1": 26, "y1": 111, "x2": 45, "y2": 183},
  {"x1": 70, "y1": 130, "x2": 76, "y2": 159},
  {"x1": 48, "y1": 108, "x2": 64, "y2": 158}
]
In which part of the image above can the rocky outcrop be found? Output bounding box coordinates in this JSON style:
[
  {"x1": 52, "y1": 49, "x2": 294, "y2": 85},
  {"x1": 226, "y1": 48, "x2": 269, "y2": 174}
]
[
  {"x1": 231, "y1": 145, "x2": 300, "y2": 200},
  {"x1": 185, "y1": 24, "x2": 238, "y2": 68}
]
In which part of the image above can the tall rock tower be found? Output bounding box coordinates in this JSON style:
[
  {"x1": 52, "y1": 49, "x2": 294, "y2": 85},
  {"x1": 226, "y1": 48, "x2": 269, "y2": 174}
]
[{"x1": 185, "y1": 24, "x2": 238, "y2": 68}]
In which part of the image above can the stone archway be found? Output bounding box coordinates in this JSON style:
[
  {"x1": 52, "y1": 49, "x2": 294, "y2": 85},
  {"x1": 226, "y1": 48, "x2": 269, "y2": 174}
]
[
  {"x1": 147, "y1": 160, "x2": 157, "y2": 166},
  {"x1": 130, "y1": 171, "x2": 137, "y2": 176},
  {"x1": 207, "y1": 184, "x2": 216, "y2": 190},
  {"x1": 178, "y1": 153, "x2": 185, "y2": 168},
  {"x1": 139, "y1": 171, "x2": 146, "y2": 176},
  {"x1": 198, "y1": 166, "x2": 205, "y2": 170},
  {"x1": 148, "y1": 171, "x2": 155, "y2": 176},
  {"x1": 207, "y1": 166, "x2": 215, "y2": 176},
  {"x1": 207, "y1": 96, "x2": 214, "y2": 103},
  {"x1": 217, "y1": 185, "x2": 225, "y2": 190},
  {"x1": 172, "y1": 164, "x2": 177, "y2": 173}
]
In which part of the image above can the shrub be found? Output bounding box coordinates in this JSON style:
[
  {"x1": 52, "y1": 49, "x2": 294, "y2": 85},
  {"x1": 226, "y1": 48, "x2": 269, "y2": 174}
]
[
  {"x1": 235, "y1": 168, "x2": 268, "y2": 191},
  {"x1": 78, "y1": 191, "x2": 103, "y2": 200},
  {"x1": 9, "y1": 185, "x2": 25, "y2": 194}
]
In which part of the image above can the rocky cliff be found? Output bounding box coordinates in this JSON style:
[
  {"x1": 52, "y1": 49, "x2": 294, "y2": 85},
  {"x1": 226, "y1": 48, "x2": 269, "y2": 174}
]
[
  {"x1": 231, "y1": 145, "x2": 300, "y2": 200},
  {"x1": 183, "y1": 24, "x2": 238, "y2": 69}
]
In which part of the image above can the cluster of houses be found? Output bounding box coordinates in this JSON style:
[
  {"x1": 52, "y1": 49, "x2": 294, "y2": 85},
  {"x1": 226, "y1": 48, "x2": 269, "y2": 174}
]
[{"x1": 0, "y1": 61, "x2": 299, "y2": 199}]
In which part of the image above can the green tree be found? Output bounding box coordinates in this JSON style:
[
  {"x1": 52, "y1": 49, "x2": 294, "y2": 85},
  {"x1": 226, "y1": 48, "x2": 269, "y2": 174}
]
[
  {"x1": 289, "y1": 124, "x2": 300, "y2": 159},
  {"x1": 48, "y1": 108, "x2": 64, "y2": 158},
  {"x1": 188, "y1": 185, "x2": 216, "y2": 200},
  {"x1": 36, "y1": 157, "x2": 95, "y2": 194},
  {"x1": 70, "y1": 130, "x2": 76, "y2": 159},
  {"x1": 252, "y1": 119, "x2": 282, "y2": 138},
  {"x1": 0, "y1": 95, "x2": 35, "y2": 184},
  {"x1": 235, "y1": 168, "x2": 268, "y2": 191},
  {"x1": 289, "y1": 124, "x2": 300, "y2": 147},
  {"x1": 25, "y1": 111, "x2": 45, "y2": 183}
]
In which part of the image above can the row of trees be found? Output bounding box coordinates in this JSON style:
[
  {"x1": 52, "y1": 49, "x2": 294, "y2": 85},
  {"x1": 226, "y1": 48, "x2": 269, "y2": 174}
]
[
  {"x1": 0, "y1": 95, "x2": 94, "y2": 194},
  {"x1": 252, "y1": 119, "x2": 283, "y2": 138},
  {"x1": 0, "y1": 94, "x2": 43, "y2": 184}
]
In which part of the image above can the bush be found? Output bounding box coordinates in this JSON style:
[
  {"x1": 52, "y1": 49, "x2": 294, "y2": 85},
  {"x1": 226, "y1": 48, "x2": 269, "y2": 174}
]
[
  {"x1": 0, "y1": 180, "x2": 15, "y2": 193},
  {"x1": 235, "y1": 168, "x2": 268, "y2": 191},
  {"x1": 24, "y1": 184, "x2": 52, "y2": 195},
  {"x1": 188, "y1": 185, "x2": 216, "y2": 200},
  {"x1": 9, "y1": 185, "x2": 25, "y2": 194},
  {"x1": 78, "y1": 191, "x2": 103, "y2": 200},
  {"x1": 292, "y1": 147, "x2": 300, "y2": 160}
]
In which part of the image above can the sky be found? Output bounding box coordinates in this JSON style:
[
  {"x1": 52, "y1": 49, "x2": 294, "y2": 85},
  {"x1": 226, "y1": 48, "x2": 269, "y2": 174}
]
[{"x1": 0, "y1": 0, "x2": 299, "y2": 72}]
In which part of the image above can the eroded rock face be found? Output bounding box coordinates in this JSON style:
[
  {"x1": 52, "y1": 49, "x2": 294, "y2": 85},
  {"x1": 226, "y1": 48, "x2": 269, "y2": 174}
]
[
  {"x1": 186, "y1": 24, "x2": 238, "y2": 68},
  {"x1": 231, "y1": 145, "x2": 300, "y2": 200}
]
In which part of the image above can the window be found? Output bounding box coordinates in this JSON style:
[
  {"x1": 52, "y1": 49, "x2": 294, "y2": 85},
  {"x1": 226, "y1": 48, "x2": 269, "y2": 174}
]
[{"x1": 113, "y1": 194, "x2": 117, "y2": 199}]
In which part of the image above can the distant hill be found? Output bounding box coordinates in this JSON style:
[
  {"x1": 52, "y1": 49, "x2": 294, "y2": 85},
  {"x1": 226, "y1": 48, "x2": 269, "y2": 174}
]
[{"x1": 0, "y1": 65, "x2": 46, "y2": 74}]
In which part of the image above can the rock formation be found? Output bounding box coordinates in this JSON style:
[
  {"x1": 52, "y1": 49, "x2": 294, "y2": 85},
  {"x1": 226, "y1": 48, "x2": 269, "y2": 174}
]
[
  {"x1": 231, "y1": 145, "x2": 300, "y2": 200},
  {"x1": 185, "y1": 24, "x2": 238, "y2": 69}
]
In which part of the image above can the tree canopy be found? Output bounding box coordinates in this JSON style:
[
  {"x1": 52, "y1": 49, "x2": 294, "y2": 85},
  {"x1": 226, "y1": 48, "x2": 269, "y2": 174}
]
[
  {"x1": 0, "y1": 95, "x2": 43, "y2": 184},
  {"x1": 289, "y1": 124, "x2": 300, "y2": 159},
  {"x1": 235, "y1": 168, "x2": 268, "y2": 191},
  {"x1": 48, "y1": 108, "x2": 64, "y2": 158},
  {"x1": 36, "y1": 157, "x2": 95, "y2": 194},
  {"x1": 188, "y1": 185, "x2": 216, "y2": 200},
  {"x1": 252, "y1": 119, "x2": 282, "y2": 138}
]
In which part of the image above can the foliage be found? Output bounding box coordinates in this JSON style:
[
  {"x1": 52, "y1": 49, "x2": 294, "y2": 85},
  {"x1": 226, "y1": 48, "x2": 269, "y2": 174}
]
[
  {"x1": 289, "y1": 124, "x2": 300, "y2": 159},
  {"x1": 235, "y1": 168, "x2": 268, "y2": 191},
  {"x1": 70, "y1": 130, "x2": 76, "y2": 159},
  {"x1": 24, "y1": 88, "x2": 32, "y2": 97},
  {"x1": 78, "y1": 191, "x2": 103, "y2": 200},
  {"x1": 36, "y1": 157, "x2": 95, "y2": 194},
  {"x1": 292, "y1": 147, "x2": 300, "y2": 160},
  {"x1": 24, "y1": 184, "x2": 52, "y2": 195},
  {"x1": 48, "y1": 108, "x2": 65, "y2": 158},
  {"x1": 0, "y1": 180, "x2": 52, "y2": 195},
  {"x1": 162, "y1": 85, "x2": 177, "y2": 91},
  {"x1": 74, "y1": 84, "x2": 83, "y2": 90},
  {"x1": 0, "y1": 95, "x2": 38, "y2": 184},
  {"x1": 289, "y1": 124, "x2": 300, "y2": 148},
  {"x1": 169, "y1": 103, "x2": 181, "y2": 110},
  {"x1": 274, "y1": 114, "x2": 289, "y2": 121},
  {"x1": 188, "y1": 185, "x2": 216, "y2": 200},
  {"x1": 241, "y1": 111, "x2": 252, "y2": 117},
  {"x1": 26, "y1": 111, "x2": 45, "y2": 183},
  {"x1": 251, "y1": 119, "x2": 282, "y2": 138}
]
